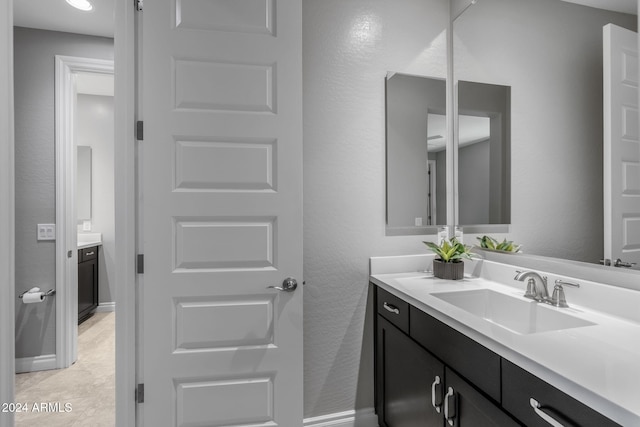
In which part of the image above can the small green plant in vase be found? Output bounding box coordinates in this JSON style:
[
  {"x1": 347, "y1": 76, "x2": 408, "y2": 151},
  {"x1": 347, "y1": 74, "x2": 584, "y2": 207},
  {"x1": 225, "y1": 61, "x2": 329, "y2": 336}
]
[
  {"x1": 476, "y1": 235, "x2": 522, "y2": 253},
  {"x1": 423, "y1": 238, "x2": 474, "y2": 280}
]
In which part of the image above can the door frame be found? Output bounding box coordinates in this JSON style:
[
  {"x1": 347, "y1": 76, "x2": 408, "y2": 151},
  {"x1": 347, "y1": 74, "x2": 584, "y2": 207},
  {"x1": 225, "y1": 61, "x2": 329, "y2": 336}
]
[
  {"x1": 0, "y1": 1, "x2": 137, "y2": 426},
  {"x1": 0, "y1": 1, "x2": 15, "y2": 426},
  {"x1": 427, "y1": 159, "x2": 437, "y2": 225},
  {"x1": 55, "y1": 55, "x2": 115, "y2": 369},
  {"x1": 113, "y1": 0, "x2": 137, "y2": 423}
]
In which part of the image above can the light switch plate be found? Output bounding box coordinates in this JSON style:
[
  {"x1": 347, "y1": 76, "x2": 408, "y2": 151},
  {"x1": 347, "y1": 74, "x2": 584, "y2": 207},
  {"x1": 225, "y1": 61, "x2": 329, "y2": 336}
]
[
  {"x1": 37, "y1": 224, "x2": 56, "y2": 241},
  {"x1": 415, "y1": 217, "x2": 423, "y2": 227},
  {"x1": 82, "y1": 220, "x2": 92, "y2": 231}
]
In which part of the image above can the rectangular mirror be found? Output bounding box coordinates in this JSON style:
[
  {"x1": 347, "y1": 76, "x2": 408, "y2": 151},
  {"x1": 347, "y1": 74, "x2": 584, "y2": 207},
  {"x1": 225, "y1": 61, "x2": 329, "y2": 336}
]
[
  {"x1": 77, "y1": 145, "x2": 92, "y2": 221},
  {"x1": 385, "y1": 73, "x2": 511, "y2": 235},
  {"x1": 385, "y1": 73, "x2": 447, "y2": 235}
]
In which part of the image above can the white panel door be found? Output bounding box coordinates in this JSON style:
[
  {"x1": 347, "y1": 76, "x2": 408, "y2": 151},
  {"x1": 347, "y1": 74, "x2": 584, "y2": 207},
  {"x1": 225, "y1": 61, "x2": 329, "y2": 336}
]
[
  {"x1": 140, "y1": 0, "x2": 303, "y2": 425},
  {"x1": 604, "y1": 24, "x2": 640, "y2": 269}
]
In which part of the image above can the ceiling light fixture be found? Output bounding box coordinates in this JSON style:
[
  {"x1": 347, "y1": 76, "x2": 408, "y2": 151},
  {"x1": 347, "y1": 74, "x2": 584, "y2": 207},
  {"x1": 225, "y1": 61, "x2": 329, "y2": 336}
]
[{"x1": 66, "y1": 0, "x2": 93, "y2": 11}]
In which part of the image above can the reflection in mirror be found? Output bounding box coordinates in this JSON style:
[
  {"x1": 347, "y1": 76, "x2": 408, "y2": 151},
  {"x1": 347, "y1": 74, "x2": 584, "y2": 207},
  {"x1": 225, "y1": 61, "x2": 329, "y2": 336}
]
[
  {"x1": 77, "y1": 145, "x2": 92, "y2": 221},
  {"x1": 453, "y1": 0, "x2": 636, "y2": 264},
  {"x1": 458, "y1": 80, "x2": 510, "y2": 226},
  {"x1": 386, "y1": 73, "x2": 446, "y2": 235},
  {"x1": 427, "y1": 113, "x2": 447, "y2": 225}
]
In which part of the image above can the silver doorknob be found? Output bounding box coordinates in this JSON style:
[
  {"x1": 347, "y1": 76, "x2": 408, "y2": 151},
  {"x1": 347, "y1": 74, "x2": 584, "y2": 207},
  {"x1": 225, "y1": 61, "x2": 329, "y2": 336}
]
[
  {"x1": 614, "y1": 258, "x2": 637, "y2": 268},
  {"x1": 267, "y1": 278, "x2": 298, "y2": 292}
]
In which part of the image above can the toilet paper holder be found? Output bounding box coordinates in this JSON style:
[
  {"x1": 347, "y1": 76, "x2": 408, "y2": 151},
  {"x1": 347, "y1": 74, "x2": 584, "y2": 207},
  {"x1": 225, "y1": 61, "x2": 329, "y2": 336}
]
[{"x1": 18, "y1": 288, "x2": 56, "y2": 299}]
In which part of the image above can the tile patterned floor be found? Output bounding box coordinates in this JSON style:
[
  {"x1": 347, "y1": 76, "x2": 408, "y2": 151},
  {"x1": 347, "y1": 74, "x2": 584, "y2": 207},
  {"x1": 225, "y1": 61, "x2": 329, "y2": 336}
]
[{"x1": 15, "y1": 312, "x2": 115, "y2": 426}]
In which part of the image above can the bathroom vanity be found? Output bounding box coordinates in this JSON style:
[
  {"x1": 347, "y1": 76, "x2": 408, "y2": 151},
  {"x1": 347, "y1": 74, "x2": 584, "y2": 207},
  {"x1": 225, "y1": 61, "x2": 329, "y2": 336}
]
[
  {"x1": 78, "y1": 245, "x2": 99, "y2": 324},
  {"x1": 77, "y1": 233, "x2": 102, "y2": 324},
  {"x1": 371, "y1": 254, "x2": 640, "y2": 427}
]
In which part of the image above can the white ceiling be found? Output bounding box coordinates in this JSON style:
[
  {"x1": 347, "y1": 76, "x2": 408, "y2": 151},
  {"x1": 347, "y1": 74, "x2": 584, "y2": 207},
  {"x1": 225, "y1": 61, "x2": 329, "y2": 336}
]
[
  {"x1": 13, "y1": 0, "x2": 114, "y2": 38},
  {"x1": 427, "y1": 114, "x2": 490, "y2": 152},
  {"x1": 561, "y1": 0, "x2": 637, "y2": 15},
  {"x1": 11, "y1": 0, "x2": 635, "y2": 40}
]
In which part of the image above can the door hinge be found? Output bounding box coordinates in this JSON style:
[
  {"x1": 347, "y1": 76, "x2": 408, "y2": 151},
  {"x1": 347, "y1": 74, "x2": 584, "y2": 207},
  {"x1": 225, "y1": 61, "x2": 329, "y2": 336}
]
[
  {"x1": 136, "y1": 121, "x2": 144, "y2": 140},
  {"x1": 137, "y1": 254, "x2": 144, "y2": 274},
  {"x1": 135, "y1": 0, "x2": 143, "y2": 12},
  {"x1": 135, "y1": 383, "x2": 144, "y2": 403}
]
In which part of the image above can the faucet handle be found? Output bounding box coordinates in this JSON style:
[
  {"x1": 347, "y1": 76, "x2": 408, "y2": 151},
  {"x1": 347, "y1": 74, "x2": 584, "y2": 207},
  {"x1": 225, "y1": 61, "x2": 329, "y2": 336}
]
[
  {"x1": 550, "y1": 285, "x2": 569, "y2": 307},
  {"x1": 524, "y1": 278, "x2": 537, "y2": 299},
  {"x1": 549, "y1": 280, "x2": 579, "y2": 308}
]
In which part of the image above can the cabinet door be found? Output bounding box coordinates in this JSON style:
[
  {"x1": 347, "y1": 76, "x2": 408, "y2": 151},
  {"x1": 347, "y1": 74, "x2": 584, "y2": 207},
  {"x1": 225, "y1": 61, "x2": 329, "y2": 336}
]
[
  {"x1": 78, "y1": 257, "x2": 97, "y2": 322},
  {"x1": 377, "y1": 315, "x2": 445, "y2": 427},
  {"x1": 444, "y1": 368, "x2": 520, "y2": 427}
]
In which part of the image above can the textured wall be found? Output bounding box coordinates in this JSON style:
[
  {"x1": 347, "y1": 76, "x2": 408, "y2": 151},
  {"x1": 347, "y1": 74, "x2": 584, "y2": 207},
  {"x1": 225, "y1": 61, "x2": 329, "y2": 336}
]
[
  {"x1": 453, "y1": 0, "x2": 636, "y2": 262},
  {"x1": 14, "y1": 27, "x2": 113, "y2": 359},
  {"x1": 303, "y1": 0, "x2": 448, "y2": 418},
  {"x1": 76, "y1": 94, "x2": 115, "y2": 304}
]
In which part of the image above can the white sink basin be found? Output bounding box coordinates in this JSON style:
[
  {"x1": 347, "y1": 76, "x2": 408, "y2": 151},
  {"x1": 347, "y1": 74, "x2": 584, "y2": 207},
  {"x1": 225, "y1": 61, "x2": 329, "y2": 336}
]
[{"x1": 431, "y1": 289, "x2": 595, "y2": 335}]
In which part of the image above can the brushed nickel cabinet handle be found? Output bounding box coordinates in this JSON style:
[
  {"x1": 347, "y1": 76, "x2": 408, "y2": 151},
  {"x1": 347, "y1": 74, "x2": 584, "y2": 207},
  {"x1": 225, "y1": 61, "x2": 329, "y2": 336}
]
[
  {"x1": 431, "y1": 375, "x2": 442, "y2": 413},
  {"x1": 383, "y1": 302, "x2": 399, "y2": 315},
  {"x1": 530, "y1": 398, "x2": 565, "y2": 427},
  {"x1": 444, "y1": 386, "x2": 456, "y2": 426}
]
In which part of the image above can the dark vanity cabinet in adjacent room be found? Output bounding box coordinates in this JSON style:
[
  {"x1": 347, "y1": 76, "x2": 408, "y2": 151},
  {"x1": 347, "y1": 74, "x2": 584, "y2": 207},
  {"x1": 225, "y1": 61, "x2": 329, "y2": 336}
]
[
  {"x1": 373, "y1": 284, "x2": 621, "y2": 427},
  {"x1": 78, "y1": 246, "x2": 99, "y2": 324}
]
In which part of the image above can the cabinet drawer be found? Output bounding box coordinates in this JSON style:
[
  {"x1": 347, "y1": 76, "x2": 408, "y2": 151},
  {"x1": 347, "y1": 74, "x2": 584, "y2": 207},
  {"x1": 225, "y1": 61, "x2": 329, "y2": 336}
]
[
  {"x1": 79, "y1": 246, "x2": 98, "y2": 263},
  {"x1": 410, "y1": 306, "x2": 501, "y2": 403},
  {"x1": 377, "y1": 287, "x2": 409, "y2": 334},
  {"x1": 502, "y1": 359, "x2": 621, "y2": 427}
]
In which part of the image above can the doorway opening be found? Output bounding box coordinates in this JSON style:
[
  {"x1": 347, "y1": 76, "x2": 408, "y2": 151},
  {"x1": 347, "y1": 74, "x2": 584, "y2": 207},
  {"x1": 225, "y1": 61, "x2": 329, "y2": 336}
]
[{"x1": 14, "y1": 55, "x2": 116, "y2": 425}]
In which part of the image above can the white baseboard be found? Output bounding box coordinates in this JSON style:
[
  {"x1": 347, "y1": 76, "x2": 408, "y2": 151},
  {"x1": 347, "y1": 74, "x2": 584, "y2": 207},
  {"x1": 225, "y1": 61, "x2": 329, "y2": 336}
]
[
  {"x1": 95, "y1": 302, "x2": 116, "y2": 313},
  {"x1": 304, "y1": 408, "x2": 378, "y2": 427},
  {"x1": 15, "y1": 354, "x2": 57, "y2": 374}
]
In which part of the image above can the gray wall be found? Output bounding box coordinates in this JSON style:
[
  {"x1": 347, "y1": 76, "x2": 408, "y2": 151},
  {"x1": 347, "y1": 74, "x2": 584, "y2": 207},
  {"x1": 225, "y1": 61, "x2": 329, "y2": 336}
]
[
  {"x1": 453, "y1": 0, "x2": 636, "y2": 262},
  {"x1": 459, "y1": 139, "x2": 490, "y2": 224},
  {"x1": 76, "y1": 94, "x2": 115, "y2": 304},
  {"x1": 303, "y1": 0, "x2": 449, "y2": 418},
  {"x1": 14, "y1": 27, "x2": 113, "y2": 359}
]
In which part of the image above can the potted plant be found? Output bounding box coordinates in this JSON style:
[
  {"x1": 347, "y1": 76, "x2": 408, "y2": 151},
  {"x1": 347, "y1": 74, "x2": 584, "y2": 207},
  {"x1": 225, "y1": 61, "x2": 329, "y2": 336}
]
[
  {"x1": 476, "y1": 235, "x2": 522, "y2": 253},
  {"x1": 423, "y1": 238, "x2": 474, "y2": 280}
]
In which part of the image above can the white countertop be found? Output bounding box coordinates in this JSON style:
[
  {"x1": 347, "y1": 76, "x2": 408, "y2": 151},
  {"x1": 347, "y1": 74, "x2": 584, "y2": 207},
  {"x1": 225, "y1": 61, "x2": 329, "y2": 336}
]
[
  {"x1": 77, "y1": 241, "x2": 102, "y2": 250},
  {"x1": 77, "y1": 232, "x2": 102, "y2": 250},
  {"x1": 370, "y1": 268, "x2": 640, "y2": 426}
]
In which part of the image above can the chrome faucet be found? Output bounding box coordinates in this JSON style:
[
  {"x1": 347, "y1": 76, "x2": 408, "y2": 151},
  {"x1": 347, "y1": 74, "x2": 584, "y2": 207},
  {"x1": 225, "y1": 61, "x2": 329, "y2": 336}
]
[{"x1": 513, "y1": 270, "x2": 549, "y2": 302}]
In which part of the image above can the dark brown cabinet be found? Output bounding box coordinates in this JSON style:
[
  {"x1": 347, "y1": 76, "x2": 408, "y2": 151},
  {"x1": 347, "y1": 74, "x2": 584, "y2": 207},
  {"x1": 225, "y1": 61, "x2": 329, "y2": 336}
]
[
  {"x1": 373, "y1": 284, "x2": 621, "y2": 427},
  {"x1": 78, "y1": 246, "x2": 99, "y2": 324},
  {"x1": 377, "y1": 315, "x2": 444, "y2": 426},
  {"x1": 502, "y1": 359, "x2": 621, "y2": 427},
  {"x1": 444, "y1": 367, "x2": 517, "y2": 427}
]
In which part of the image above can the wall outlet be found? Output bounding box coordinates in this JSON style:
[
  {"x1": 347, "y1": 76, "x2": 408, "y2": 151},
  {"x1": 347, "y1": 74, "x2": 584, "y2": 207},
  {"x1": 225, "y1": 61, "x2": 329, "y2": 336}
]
[
  {"x1": 414, "y1": 217, "x2": 423, "y2": 226},
  {"x1": 82, "y1": 220, "x2": 92, "y2": 231},
  {"x1": 37, "y1": 224, "x2": 56, "y2": 241}
]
